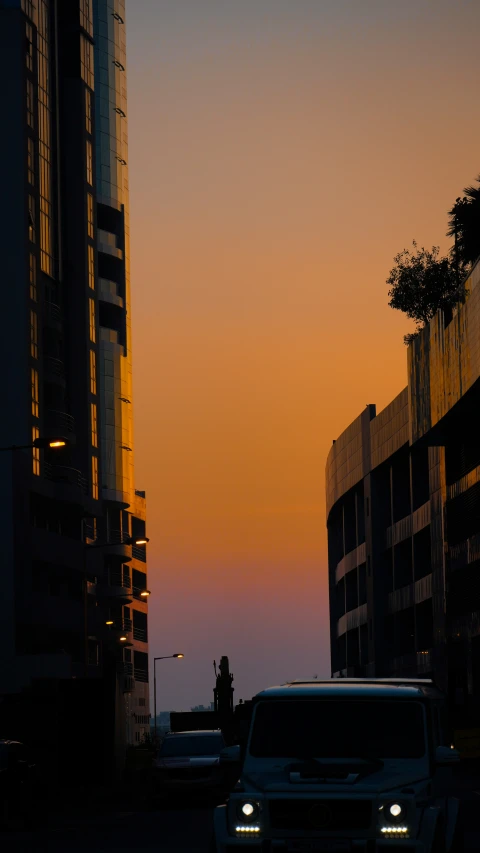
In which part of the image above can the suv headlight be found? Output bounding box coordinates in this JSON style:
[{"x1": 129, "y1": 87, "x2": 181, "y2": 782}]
[
  {"x1": 379, "y1": 801, "x2": 410, "y2": 837},
  {"x1": 232, "y1": 800, "x2": 262, "y2": 835},
  {"x1": 236, "y1": 801, "x2": 260, "y2": 822},
  {"x1": 387, "y1": 802, "x2": 405, "y2": 822}
]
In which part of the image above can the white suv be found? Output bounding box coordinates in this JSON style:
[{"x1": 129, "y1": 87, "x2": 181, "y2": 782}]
[{"x1": 213, "y1": 679, "x2": 463, "y2": 852}]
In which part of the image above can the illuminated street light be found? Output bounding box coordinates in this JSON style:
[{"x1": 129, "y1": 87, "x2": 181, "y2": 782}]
[
  {"x1": 0, "y1": 436, "x2": 69, "y2": 452},
  {"x1": 85, "y1": 535, "x2": 149, "y2": 551},
  {"x1": 39, "y1": 438, "x2": 67, "y2": 449}
]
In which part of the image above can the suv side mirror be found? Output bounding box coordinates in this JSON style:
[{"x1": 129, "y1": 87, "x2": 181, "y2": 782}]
[
  {"x1": 436, "y1": 745, "x2": 460, "y2": 765},
  {"x1": 219, "y1": 745, "x2": 241, "y2": 764}
]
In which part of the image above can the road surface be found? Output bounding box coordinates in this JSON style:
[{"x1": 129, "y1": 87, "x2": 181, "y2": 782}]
[
  {"x1": 2, "y1": 803, "x2": 214, "y2": 852},
  {"x1": 4, "y1": 772, "x2": 480, "y2": 852}
]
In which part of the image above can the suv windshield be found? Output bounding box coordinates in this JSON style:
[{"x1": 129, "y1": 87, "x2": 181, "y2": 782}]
[
  {"x1": 159, "y1": 734, "x2": 224, "y2": 757},
  {"x1": 249, "y1": 700, "x2": 426, "y2": 759}
]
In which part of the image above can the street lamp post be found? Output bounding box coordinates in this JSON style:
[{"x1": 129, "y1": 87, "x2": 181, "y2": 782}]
[
  {"x1": 153, "y1": 654, "x2": 184, "y2": 744},
  {"x1": 83, "y1": 534, "x2": 150, "y2": 676}
]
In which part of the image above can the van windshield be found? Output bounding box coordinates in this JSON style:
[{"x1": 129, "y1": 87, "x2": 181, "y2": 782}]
[
  {"x1": 159, "y1": 734, "x2": 224, "y2": 757},
  {"x1": 249, "y1": 700, "x2": 426, "y2": 759}
]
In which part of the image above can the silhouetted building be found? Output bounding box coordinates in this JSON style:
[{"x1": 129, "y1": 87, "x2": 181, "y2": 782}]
[
  {"x1": 0, "y1": 0, "x2": 148, "y2": 778},
  {"x1": 326, "y1": 259, "x2": 480, "y2": 727}
]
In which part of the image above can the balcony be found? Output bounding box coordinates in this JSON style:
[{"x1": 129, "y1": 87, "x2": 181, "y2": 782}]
[
  {"x1": 44, "y1": 301, "x2": 62, "y2": 327},
  {"x1": 132, "y1": 544, "x2": 146, "y2": 562},
  {"x1": 117, "y1": 661, "x2": 135, "y2": 693},
  {"x1": 99, "y1": 278, "x2": 124, "y2": 308},
  {"x1": 44, "y1": 463, "x2": 88, "y2": 495},
  {"x1": 44, "y1": 356, "x2": 66, "y2": 385},
  {"x1": 45, "y1": 409, "x2": 75, "y2": 442},
  {"x1": 134, "y1": 667, "x2": 148, "y2": 683},
  {"x1": 133, "y1": 626, "x2": 147, "y2": 643},
  {"x1": 97, "y1": 570, "x2": 133, "y2": 603},
  {"x1": 101, "y1": 529, "x2": 134, "y2": 561},
  {"x1": 98, "y1": 229, "x2": 123, "y2": 260}
]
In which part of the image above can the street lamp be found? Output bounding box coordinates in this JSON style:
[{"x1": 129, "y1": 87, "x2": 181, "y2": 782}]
[
  {"x1": 153, "y1": 654, "x2": 184, "y2": 743},
  {"x1": 86, "y1": 536, "x2": 150, "y2": 551},
  {"x1": 0, "y1": 436, "x2": 69, "y2": 452}
]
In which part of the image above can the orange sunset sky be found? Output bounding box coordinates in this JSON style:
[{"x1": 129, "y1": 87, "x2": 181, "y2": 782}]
[{"x1": 125, "y1": 0, "x2": 480, "y2": 710}]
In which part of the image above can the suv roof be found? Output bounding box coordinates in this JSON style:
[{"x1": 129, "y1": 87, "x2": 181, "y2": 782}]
[
  {"x1": 288, "y1": 678, "x2": 434, "y2": 686},
  {"x1": 165, "y1": 730, "x2": 222, "y2": 736},
  {"x1": 254, "y1": 678, "x2": 444, "y2": 701}
]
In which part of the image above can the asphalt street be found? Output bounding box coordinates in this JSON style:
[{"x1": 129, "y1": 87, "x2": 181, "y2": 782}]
[
  {"x1": 3, "y1": 771, "x2": 480, "y2": 853},
  {"x1": 1, "y1": 804, "x2": 214, "y2": 853}
]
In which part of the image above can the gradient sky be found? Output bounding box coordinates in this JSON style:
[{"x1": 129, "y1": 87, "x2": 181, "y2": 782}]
[{"x1": 125, "y1": 0, "x2": 480, "y2": 710}]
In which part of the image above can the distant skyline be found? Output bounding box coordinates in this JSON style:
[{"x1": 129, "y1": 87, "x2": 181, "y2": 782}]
[{"x1": 125, "y1": 0, "x2": 480, "y2": 709}]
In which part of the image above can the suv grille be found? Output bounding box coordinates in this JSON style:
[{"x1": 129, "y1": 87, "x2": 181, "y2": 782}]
[{"x1": 269, "y1": 799, "x2": 372, "y2": 831}]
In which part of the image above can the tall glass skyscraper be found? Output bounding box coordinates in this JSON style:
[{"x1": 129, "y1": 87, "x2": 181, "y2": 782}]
[{"x1": 0, "y1": 0, "x2": 149, "y2": 779}]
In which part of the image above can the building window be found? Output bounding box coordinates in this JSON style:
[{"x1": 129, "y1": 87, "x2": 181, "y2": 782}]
[
  {"x1": 26, "y1": 21, "x2": 34, "y2": 71},
  {"x1": 134, "y1": 651, "x2": 149, "y2": 683},
  {"x1": 30, "y1": 311, "x2": 38, "y2": 358},
  {"x1": 91, "y1": 402, "x2": 98, "y2": 448},
  {"x1": 22, "y1": 0, "x2": 36, "y2": 22},
  {"x1": 85, "y1": 87, "x2": 92, "y2": 134},
  {"x1": 92, "y1": 455, "x2": 99, "y2": 500},
  {"x1": 90, "y1": 349, "x2": 97, "y2": 394},
  {"x1": 80, "y1": 0, "x2": 94, "y2": 38},
  {"x1": 86, "y1": 139, "x2": 93, "y2": 185},
  {"x1": 31, "y1": 368, "x2": 39, "y2": 418},
  {"x1": 88, "y1": 244, "x2": 95, "y2": 289},
  {"x1": 32, "y1": 426, "x2": 40, "y2": 476},
  {"x1": 27, "y1": 137, "x2": 35, "y2": 185},
  {"x1": 37, "y1": 2, "x2": 54, "y2": 277},
  {"x1": 87, "y1": 192, "x2": 94, "y2": 238},
  {"x1": 29, "y1": 253, "x2": 37, "y2": 301},
  {"x1": 26, "y1": 79, "x2": 34, "y2": 127},
  {"x1": 28, "y1": 195, "x2": 36, "y2": 243},
  {"x1": 80, "y1": 35, "x2": 94, "y2": 90},
  {"x1": 89, "y1": 297, "x2": 96, "y2": 342}
]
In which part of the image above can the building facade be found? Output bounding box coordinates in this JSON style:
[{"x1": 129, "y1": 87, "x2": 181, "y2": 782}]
[
  {"x1": 0, "y1": 0, "x2": 149, "y2": 777},
  {"x1": 326, "y1": 259, "x2": 480, "y2": 727}
]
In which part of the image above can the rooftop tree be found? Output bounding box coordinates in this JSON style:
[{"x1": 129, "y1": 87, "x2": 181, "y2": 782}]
[
  {"x1": 387, "y1": 242, "x2": 460, "y2": 344},
  {"x1": 387, "y1": 172, "x2": 480, "y2": 344},
  {"x1": 447, "y1": 176, "x2": 480, "y2": 271}
]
